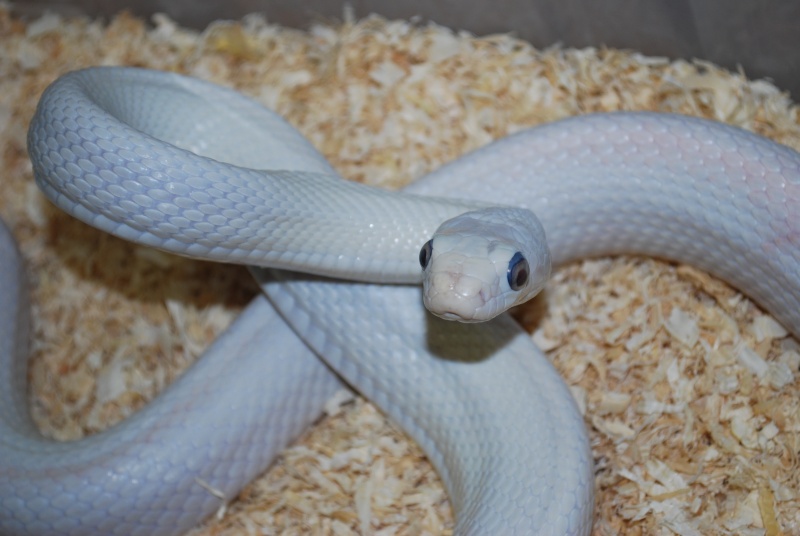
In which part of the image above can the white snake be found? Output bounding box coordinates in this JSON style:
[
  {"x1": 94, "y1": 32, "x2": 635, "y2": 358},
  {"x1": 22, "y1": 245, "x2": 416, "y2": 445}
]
[{"x1": 1, "y1": 67, "x2": 799, "y2": 535}]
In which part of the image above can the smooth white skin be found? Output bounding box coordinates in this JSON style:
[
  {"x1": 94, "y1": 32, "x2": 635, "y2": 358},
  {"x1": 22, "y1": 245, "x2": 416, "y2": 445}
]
[
  {"x1": 1, "y1": 67, "x2": 799, "y2": 535},
  {"x1": 421, "y1": 207, "x2": 551, "y2": 322}
]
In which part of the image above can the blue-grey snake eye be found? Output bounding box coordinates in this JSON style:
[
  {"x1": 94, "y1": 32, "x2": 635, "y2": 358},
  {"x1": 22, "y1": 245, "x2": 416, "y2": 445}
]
[
  {"x1": 507, "y1": 252, "x2": 529, "y2": 291},
  {"x1": 419, "y1": 239, "x2": 433, "y2": 269}
]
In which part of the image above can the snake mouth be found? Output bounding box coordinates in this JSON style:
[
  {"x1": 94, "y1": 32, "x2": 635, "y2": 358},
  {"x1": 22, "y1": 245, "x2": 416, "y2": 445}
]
[
  {"x1": 436, "y1": 311, "x2": 466, "y2": 322},
  {"x1": 424, "y1": 292, "x2": 485, "y2": 323},
  {"x1": 429, "y1": 307, "x2": 487, "y2": 323}
]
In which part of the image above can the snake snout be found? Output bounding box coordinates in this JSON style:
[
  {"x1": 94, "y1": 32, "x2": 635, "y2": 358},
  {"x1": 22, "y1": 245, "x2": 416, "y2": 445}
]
[{"x1": 423, "y1": 270, "x2": 492, "y2": 322}]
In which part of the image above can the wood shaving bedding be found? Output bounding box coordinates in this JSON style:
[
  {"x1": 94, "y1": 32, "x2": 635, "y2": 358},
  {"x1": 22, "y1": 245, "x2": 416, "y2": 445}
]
[{"x1": 0, "y1": 7, "x2": 798, "y2": 535}]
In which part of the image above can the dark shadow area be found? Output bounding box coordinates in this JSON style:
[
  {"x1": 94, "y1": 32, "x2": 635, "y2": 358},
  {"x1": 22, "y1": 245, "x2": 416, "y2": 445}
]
[{"x1": 424, "y1": 308, "x2": 521, "y2": 364}]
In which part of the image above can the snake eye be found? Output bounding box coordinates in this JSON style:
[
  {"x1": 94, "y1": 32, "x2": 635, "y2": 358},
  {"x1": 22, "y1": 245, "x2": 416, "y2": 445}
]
[
  {"x1": 507, "y1": 252, "x2": 529, "y2": 291},
  {"x1": 419, "y1": 240, "x2": 433, "y2": 269}
]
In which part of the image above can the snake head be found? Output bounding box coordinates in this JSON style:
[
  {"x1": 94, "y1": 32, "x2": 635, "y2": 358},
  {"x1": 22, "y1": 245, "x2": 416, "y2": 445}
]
[{"x1": 419, "y1": 207, "x2": 551, "y2": 322}]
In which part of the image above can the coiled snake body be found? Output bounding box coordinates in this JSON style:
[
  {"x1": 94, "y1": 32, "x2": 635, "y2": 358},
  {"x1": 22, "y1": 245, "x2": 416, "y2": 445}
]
[{"x1": 1, "y1": 67, "x2": 799, "y2": 535}]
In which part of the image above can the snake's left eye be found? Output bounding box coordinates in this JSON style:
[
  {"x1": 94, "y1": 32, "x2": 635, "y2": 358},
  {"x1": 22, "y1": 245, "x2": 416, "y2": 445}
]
[
  {"x1": 507, "y1": 252, "x2": 529, "y2": 291},
  {"x1": 419, "y1": 240, "x2": 433, "y2": 269}
]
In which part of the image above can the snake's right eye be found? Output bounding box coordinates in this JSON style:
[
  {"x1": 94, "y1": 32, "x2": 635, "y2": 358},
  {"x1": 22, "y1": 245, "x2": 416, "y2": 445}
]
[
  {"x1": 507, "y1": 252, "x2": 530, "y2": 291},
  {"x1": 419, "y1": 240, "x2": 433, "y2": 269}
]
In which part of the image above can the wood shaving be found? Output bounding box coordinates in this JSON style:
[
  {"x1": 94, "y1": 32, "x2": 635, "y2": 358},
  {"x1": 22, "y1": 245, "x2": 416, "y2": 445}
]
[{"x1": 0, "y1": 7, "x2": 798, "y2": 535}]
